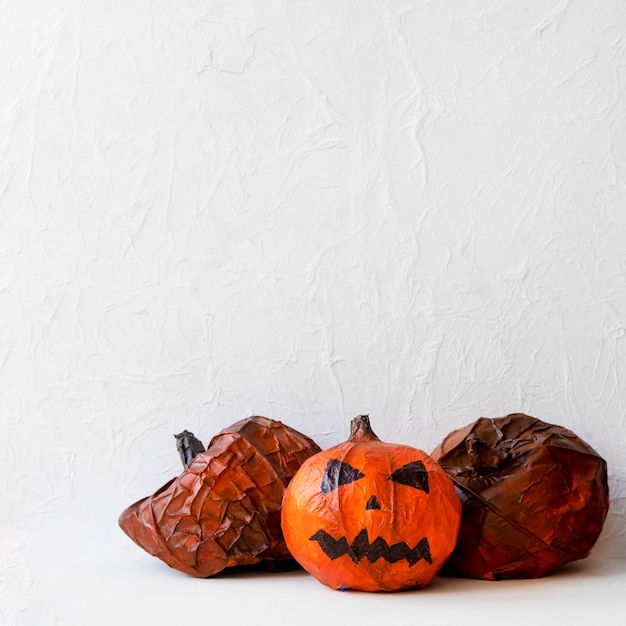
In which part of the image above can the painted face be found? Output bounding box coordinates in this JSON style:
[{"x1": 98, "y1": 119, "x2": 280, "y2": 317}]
[
  {"x1": 281, "y1": 417, "x2": 462, "y2": 592},
  {"x1": 309, "y1": 458, "x2": 433, "y2": 567}
]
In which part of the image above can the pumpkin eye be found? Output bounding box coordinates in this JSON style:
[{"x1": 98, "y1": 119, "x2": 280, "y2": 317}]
[
  {"x1": 389, "y1": 460, "x2": 429, "y2": 493},
  {"x1": 321, "y1": 459, "x2": 365, "y2": 493}
]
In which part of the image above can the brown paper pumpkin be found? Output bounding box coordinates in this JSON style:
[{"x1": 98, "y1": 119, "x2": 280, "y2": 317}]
[
  {"x1": 281, "y1": 415, "x2": 462, "y2": 592},
  {"x1": 431, "y1": 413, "x2": 609, "y2": 580},
  {"x1": 119, "y1": 416, "x2": 321, "y2": 577}
]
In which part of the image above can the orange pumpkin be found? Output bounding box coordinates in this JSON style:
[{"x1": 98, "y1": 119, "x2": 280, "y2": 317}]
[
  {"x1": 119, "y1": 416, "x2": 321, "y2": 577},
  {"x1": 281, "y1": 415, "x2": 461, "y2": 591}
]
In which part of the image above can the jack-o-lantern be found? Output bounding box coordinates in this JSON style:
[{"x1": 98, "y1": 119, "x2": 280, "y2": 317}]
[
  {"x1": 281, "y1": 415, "x2": 462, "y2": 592},
  {"x1": 119, "y1": 416, "x2": 321, "y2": 577}
]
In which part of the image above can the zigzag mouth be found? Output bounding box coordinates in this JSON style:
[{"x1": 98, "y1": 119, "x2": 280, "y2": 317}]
[{"x1": 309, "y1": 528, "x2": 432, "y2": 567}]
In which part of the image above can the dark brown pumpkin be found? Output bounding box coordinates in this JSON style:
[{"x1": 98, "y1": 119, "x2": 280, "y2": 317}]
[
  {"x1": 431, "y1": 413, "x2": 609, "y2": 580},
  {"x1": 119, "y1": 416, "x2": 321, "y2": 577}
]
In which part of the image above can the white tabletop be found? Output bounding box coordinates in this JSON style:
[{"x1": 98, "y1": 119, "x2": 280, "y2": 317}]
[{"x1": 15, "y1": 492, "x2": 626, "y2": 626}]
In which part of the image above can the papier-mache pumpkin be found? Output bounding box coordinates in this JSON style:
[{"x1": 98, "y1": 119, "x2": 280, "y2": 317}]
[
  {"x1": 431, "y1": 413, "x2": 609, "y2": 580},
  {"x1": 281, "y1": 415, "x2": 462, "y2": 592},
  {"x1": 119, "y1": 416, "x2": 321, "y2": 577}
]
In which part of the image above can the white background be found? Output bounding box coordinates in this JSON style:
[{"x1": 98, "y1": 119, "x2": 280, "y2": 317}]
[{"x1": 2, "y1": 0, "x2": 625, "y2": 623}]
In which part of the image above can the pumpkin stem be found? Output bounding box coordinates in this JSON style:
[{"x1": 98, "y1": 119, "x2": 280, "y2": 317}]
[
  {"x1": 174, "y1": 430, "x2": 206, "y2": 467},
  {"x1": 349, "y1": 415, "x2": 381, "y2": 442},
  {"x1": 465, "y1": 433, "x2": 505, "y2": 475}
]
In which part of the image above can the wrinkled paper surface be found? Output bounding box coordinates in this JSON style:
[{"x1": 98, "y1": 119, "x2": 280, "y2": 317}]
[
  {"x1": 432, "y1": 413, "x2": 609, "y2": 580},
  {"x1": 119, "y1": 416, "x2": 321, "y2": 577}
]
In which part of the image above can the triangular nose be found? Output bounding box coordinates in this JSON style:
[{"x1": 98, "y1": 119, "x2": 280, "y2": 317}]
[{"x1": 366, "y1": 495, "x2": 381, "y2": 510}]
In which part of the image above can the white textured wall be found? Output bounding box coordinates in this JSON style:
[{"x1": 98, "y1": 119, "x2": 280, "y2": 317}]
[{"x1": 2, "y1": 0, "x2": 626, "y2": 614}]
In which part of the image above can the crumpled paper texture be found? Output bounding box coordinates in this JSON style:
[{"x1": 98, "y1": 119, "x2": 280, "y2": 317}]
[
  {"x1": 431, "y1": 413, "x2": 609, "y2": 580},
  {"x1": 119, "y1": 416, "x2": 321, "y2": 577}
]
